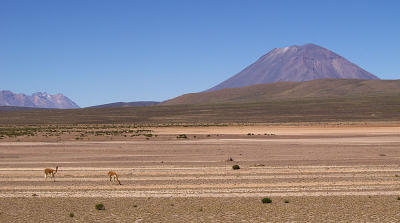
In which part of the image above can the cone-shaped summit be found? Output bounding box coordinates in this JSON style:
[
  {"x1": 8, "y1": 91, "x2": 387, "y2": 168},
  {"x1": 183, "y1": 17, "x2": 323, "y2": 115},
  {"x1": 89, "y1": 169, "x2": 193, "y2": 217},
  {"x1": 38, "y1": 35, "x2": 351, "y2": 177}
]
[{"x1": 208, "y1": 43, "x2": 379, "y2": 91}]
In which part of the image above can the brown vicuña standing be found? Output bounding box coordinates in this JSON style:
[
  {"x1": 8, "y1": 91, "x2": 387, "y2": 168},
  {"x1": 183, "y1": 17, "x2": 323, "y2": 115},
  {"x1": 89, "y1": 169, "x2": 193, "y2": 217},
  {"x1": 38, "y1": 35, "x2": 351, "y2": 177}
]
[
  {"x1": 108, "y1": 171, "x2": 122, "y2": 185},
  {"x1": 44, "y1": 166, "x2": 58, "y2": 182}
]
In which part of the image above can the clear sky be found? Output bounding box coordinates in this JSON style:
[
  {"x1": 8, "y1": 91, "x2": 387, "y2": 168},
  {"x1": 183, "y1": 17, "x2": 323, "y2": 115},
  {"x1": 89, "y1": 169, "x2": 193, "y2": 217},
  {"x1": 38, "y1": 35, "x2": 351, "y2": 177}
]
[{"x1": 1, "y1": 0, "x2": 399, "y2": 107}]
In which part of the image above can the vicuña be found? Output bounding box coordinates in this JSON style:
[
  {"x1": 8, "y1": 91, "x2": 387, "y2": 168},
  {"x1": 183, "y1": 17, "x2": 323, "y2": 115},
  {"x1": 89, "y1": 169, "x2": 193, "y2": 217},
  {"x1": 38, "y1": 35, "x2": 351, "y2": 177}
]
[
  {"x1": 108, "y1": 170, "x2": 122, "y2": 185},
  {"x1": 44, "y1": 166, "x2": 58, "y2": 182}
]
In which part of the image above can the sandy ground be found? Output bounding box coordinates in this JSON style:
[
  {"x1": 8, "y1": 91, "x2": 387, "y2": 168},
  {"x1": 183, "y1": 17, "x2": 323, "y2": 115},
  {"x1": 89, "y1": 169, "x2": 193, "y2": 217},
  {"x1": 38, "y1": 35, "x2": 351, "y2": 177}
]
[
  {"x1": 0, "y1": 125, "x2": 400, "y2": 222},
  {"x1": 151, "y1": 124, "x2": 400, "y2": 136}
]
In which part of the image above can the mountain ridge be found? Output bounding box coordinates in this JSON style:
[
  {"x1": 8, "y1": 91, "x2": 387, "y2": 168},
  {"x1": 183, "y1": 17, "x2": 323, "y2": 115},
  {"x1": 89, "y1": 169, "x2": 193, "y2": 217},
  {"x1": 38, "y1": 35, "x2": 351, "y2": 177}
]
[
  {"x1": 89, "y1": 101, "x2": 160, "y2": 108},
  {"x1": 0, "y1": 90, "x2": 79, "y2": 109}
]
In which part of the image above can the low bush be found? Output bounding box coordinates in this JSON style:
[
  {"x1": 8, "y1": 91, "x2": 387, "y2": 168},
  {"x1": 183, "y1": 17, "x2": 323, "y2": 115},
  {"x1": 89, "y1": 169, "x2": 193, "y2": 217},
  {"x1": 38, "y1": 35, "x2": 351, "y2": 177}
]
[
  {"x1": 176, "y1": 134, "x2": 188, "y2": 139},
  {"x1": 95, "y1": 203, "x2": 105, "y2": 210},
  {"x1": 261, "y1": 197, "x2": 272, "y2": 203},
  {"x1": 232, "y1": 165, "x2": 240, "y2": 170}
]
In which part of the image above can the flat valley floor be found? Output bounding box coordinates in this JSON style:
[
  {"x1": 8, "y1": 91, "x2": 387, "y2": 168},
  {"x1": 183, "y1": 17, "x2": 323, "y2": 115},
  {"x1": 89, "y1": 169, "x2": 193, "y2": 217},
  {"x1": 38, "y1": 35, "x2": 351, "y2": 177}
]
[{"x1": 1, "y1": 124, "x2": 400, "y2": 222}]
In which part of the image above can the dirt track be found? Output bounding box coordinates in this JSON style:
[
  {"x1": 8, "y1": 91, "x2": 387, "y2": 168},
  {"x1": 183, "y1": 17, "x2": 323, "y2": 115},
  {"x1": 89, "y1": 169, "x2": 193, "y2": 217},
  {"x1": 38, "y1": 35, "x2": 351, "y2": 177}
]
[{"x1": 1, "y1": 125, "x2": 400, "y2": 222}]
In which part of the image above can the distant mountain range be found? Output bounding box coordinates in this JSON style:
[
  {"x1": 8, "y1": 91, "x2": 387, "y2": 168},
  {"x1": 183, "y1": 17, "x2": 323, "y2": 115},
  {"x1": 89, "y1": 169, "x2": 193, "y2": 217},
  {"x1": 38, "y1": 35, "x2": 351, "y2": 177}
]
[
  {"x1": 89, "y1": 101, "x2": 160, "y2": 108},
  {"x1": 2, "y1": 43, "x2": 392, "y2": 110},
  {"x1": 0, "y1": 91, "x2": 79, "y2": 109},
  {"x1": 164, "y1": 79, "x2": 400, "y2": 105},
  {"x1": 208, "y1": 43, "x2": 379, "y2": 91}
]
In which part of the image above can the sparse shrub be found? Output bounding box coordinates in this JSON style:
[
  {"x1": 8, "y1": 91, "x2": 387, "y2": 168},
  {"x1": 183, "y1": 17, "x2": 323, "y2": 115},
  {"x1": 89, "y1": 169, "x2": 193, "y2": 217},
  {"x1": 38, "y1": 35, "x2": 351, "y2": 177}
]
[
  {"x1": 284, "y1": 200, "x2": 289, "y2": 203},
  {"x1": 176, "y1": 134, "x2": 187, "y2": 139},
  {"x1": 395, "y1": 174, "x2": 399, "y2": 177},
  {"x1": 397, "y1": 197, "x2": 400, "y2": 201},
  {"x1": 69, "y1": 213, "x2": 74, "y2": 217},
  {"x1": 95, "y1": 203, "x2": 105, "y2": 210},
  {"x1": 199, "y1": 207, "x2": 203, "y2": 212},
  {"x1": 261, "y1": 197, "x2": 272, "y2": 203},
  {"x1": 227, "y1": 157, "x2": 234, "y2": 161},
  {"x1": 133, "y1": 204, "x2": 137, "y2": 208},
  {"x1": 232, "y1": 165, "x2": 240, "y2": 170}
]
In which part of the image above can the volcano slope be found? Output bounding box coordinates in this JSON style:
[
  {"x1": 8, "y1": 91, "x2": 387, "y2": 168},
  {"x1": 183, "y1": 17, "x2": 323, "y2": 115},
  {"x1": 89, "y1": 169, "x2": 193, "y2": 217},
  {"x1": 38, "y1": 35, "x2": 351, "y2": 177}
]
[{"x1": 0, "y1": 125, "x2": 400, "y2": 222}]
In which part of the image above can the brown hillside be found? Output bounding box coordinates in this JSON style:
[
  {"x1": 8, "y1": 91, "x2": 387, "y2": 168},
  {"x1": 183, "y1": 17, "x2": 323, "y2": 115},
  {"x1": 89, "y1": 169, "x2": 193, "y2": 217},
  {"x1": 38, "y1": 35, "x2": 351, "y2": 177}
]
[
  {"x1": 164, "y1": 79, "x2": 400, "y2": 105},
  {"x1": 0, "y1": 95, "x2": 399, "y2": 125}
]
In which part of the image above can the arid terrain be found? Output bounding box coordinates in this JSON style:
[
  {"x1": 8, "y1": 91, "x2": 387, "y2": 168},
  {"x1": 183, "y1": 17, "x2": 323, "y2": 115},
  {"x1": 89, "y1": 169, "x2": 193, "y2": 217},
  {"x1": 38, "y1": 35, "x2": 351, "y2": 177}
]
[{"x1": 0, "y1": 124, "x2": 400, "y2": 222}]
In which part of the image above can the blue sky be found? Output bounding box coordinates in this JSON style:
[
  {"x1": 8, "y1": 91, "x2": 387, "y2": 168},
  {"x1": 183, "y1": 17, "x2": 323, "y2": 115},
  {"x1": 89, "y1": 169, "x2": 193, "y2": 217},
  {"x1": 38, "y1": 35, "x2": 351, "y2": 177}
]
[{"x1": 1, "y1": 0, "x2": 399, "y2": 107}]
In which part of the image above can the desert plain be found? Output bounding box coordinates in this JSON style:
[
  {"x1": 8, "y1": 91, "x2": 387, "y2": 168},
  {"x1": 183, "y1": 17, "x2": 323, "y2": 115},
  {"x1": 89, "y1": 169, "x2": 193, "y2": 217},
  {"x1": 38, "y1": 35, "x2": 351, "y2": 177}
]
[{"x1": 0, "y1": 123, "x2": 400, "y2": 222}]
